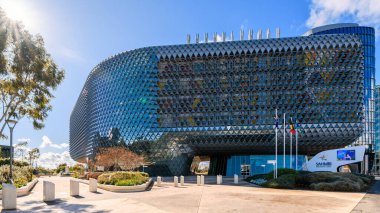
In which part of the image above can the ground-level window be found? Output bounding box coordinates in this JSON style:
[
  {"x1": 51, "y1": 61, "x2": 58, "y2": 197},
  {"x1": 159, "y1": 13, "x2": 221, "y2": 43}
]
[{"x1": 241, "y1": 164, "x2": 250, "y2": 176}]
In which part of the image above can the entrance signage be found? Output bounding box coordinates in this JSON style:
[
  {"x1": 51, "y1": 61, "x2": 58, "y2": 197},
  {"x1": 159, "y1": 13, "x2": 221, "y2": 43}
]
[{"x1": 306, "y1": 146, "x2": 365, "y2": 172}]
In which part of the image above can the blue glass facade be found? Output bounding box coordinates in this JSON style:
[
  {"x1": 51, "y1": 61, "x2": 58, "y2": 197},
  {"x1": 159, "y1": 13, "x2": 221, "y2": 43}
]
[
  {"x1": 70, "y1": 33, "x2": 365, "y2": 176},
  {"x1": 226, "y1": 155, "x2": 306, "y2": 176},
  {"x1": 375, "y1": 85, "x2": 380, "y2": 173}
]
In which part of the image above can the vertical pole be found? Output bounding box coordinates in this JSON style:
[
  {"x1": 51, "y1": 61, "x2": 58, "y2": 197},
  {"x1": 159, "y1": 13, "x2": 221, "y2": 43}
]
[
  {"x1": 290, "y1": 132, "x2": 292, "y2": 169},
  {"x1": 275, "y1": 109, "x2": 278, "y2": 178},
  {"x1": 283, "y1": 113, "x2": 286, "y2": 168},
  {"x1": 9, "y1": 127, "x2": 13, "y2": 181},
  {"x1": 275, "y1": 128, "x2": 278, "y2": 178},
  {"x1": 296, "y1": 129, "x2": 298, "y2": 170}
]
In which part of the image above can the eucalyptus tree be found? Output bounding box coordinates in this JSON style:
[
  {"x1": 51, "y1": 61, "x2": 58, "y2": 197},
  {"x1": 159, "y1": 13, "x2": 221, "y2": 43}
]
[
  {"x1": 0, "y1": 8, "x2": 65, "y2": 138},
  {"x1": 27, "y1": 147, "x2": 40, "y2": 167},
  {"x1": 14, "y1": 141, "x2": 28, "y2": 161}
]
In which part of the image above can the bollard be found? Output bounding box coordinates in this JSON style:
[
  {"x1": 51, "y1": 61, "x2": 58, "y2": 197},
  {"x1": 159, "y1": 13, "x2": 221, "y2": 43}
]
[
  {"x1": 180, "y1": 176, "x2": 184, "y2": 186},
  {"x1": 157, "y1": 176, "x2": 162, "y2": 187},
  {"x1": 197, "y1": 175, "x2": 201, "y2": 186},
  {"x1": 174, "y1": 176, "x2": 179, "y2": 187},
  {"x1": 2, "y1": 183, "x2": 16, "y2": 210},
  {"x1": 217, "y1": 175, "x2": 223, "y2": 185},
  {"x1": 201, "y1": 175, "x2": 205, "y2": 185},
  {"x1": 43, "y1": 181, "x2": 55, "y2": 202},
  {"x1": 89, "y1": 178, "x2": 97, "y2": 193},
  {"x1": 234, "y1": 174, "x2": 238, "y2": 184},
  {"x1": 70, "y1": 179, "x2": 80, "y2": 196}
]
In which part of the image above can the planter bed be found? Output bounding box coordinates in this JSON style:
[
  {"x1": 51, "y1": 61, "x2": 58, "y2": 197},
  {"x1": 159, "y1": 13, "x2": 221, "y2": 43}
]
[{"x1": 75, "y1": 178, "x2": 153, "y2": 193}]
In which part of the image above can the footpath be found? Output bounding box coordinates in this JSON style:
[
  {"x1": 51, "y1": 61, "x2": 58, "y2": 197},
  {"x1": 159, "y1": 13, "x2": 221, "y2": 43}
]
[{"x1": 351, "y1": 177, "x2": 380, "y2": 213}]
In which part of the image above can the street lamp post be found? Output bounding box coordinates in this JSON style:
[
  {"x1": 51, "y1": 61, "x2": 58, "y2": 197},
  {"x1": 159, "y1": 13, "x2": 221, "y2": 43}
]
[{"x1": 6, "y1": 119, "x2": 17, "y2": 183}]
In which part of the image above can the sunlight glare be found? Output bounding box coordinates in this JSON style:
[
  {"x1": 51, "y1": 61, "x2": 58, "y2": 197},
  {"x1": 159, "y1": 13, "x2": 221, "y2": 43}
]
[{"x1": 1, "y1": 0, "x2": 36, "y2": 29}]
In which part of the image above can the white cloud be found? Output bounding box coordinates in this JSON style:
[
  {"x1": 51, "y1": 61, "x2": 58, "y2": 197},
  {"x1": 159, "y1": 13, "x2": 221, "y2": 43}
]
[
  {"x1": 37, "y1": 151, "x2": 75, "y2": 169},
  {"x1": 39, "y1": 135, "x2": 69, "y2": 149},
  {"x1": 17, "y1": 138, "x2": 31, "y2": 143},
  {"x1": 306, "y1": 0, "x2": 380, "y2": 32}
]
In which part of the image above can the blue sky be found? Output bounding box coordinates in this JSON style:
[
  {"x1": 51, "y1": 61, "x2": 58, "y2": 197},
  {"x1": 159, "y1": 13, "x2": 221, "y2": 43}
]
[{"x1": 0, "y1": 0, "x2": 379, "y2": 168}]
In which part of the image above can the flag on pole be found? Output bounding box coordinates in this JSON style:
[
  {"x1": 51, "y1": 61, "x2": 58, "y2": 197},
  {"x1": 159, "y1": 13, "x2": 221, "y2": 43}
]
[
  {"x1": 289, "y1": 118, "x2": 296, "y2": 135},
  {"x1": 274, "y1": 113, "x2": 279, "y2": 129}
]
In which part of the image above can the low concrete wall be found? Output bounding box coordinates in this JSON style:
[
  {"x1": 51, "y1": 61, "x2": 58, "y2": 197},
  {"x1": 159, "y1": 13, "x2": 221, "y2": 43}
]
[
  {"x1": 0, "y1": 179, "x2": 38, "y2": 199},
  {"x1": 75, "y1": 178, "x2": 153, "y2": 193}
]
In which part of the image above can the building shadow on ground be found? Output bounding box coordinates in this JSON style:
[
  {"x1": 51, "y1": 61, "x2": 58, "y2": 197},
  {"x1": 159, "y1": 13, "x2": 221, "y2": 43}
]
[{"x1": 1, "y1": 199, "x2": 110, "y2": 213}]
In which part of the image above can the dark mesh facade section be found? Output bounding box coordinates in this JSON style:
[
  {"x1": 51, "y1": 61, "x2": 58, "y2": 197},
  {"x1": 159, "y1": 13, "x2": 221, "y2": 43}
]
[
  {"x1": 157, "y1": 35, "x2": 364, "y2": 156},
  {"x1": 311, "y1": 27, "x2": 375, "y2": 153},
  {"x1": 70, "y1": 34, "x2": 364, "y2": 176}
]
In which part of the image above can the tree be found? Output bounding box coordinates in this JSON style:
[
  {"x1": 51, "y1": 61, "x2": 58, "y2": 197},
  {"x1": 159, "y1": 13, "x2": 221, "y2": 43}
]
[
  {"x1": 26, "y1": 148, "x2": 40, "y2": 168},
  {"x1": 14, "y1": 141, "x2": 28, "y2": 161},
  {"x1": 55, "y1": 163, "x2": 67, "y2": 174},
  {"x1": 0, "y1": 8, "x2": 65, "y2": 138},
  {"x1": 95, "y1": 146, "x2": 144, "y2": 171}
]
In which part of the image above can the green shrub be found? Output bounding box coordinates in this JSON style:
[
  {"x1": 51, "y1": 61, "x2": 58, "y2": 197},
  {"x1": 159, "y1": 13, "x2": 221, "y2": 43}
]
[
  {"x1": 0, "y1": 165, "x2": 33, "y2": 188},
  {"x1": 115, "y1": 179, "x2": 136, "y2": 186},
  {"x1": 245, "y1": 169, "x2": 374, "y2": 192},
  {"x1": 0, "y1": 158, "x2": 29, "y2": 167},
  {"x1": 245, "y1": 173, "x2": 270, "y2": 182},
  {"x1": 294, "y1": 172, "x2": 374, "y2": 191},
  {"x1": 55, "y1": 163, "x2": 67, "y2": 174},
  {"x1": 97, "y1": 173, "x2": 112, "y2": 184},
  {"x1": 262, "y1": 174, "x2": 296, "y2": 189},
  {"x1": 295, "y1": 172, "x2": 340, "y2": 187},
  {"x1": 310, "y1": 180, "x2": 361, "y2": 192},
  {"x1": 14, "y1": 176, "x2": 28, "y2": 188},
  {"x1": 97, "y1": 171, "x2": 149, "y2": 186}
]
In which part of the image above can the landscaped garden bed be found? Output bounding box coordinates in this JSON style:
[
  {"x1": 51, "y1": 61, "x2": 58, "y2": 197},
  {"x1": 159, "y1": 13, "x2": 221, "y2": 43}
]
[
  {"x1": 97, "y1": 171, "x2": 149, "y2": 186},
  {"x1": 245, "y1": 168, "x2": 375, "y2": 192},
  {"x1": 0, "y1": 164, "x2": 39, "y2": 198},
  {"x1": 75, "y1": 171, "x2": 152, "y2": 192},
  {"x1": 0, "y1": 165, "x2": 35, "y2": 189}
]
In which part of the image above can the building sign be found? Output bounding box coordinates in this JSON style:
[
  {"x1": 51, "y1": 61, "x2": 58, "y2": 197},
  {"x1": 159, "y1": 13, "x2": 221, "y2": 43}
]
[
  {"x1": 306, "y1": 146, "x2": 365, "y2": 172},
  {"x1": 316, "y1": 162, "x2": 332, "y2": 168}
]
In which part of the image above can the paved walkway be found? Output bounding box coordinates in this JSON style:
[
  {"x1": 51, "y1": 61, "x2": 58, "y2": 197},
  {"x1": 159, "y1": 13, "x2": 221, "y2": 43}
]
[
  {"x1": 351, "y1": 177, "x2": 380, "y2": 213},
  {"x1": 0, "y1": 176, "x2": 369, "y2": 212}
]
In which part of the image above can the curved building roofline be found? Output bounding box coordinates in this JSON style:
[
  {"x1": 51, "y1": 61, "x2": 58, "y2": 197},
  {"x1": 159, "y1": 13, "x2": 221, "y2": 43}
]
[{"x1": 303, "y1": 23, "x2": 359, "y2": 36}]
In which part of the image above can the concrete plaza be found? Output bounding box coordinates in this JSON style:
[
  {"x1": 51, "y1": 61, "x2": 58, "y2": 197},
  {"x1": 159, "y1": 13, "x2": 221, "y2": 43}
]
[{"x1": 0, "y1": 176, "x2": 377, "y2": 213}]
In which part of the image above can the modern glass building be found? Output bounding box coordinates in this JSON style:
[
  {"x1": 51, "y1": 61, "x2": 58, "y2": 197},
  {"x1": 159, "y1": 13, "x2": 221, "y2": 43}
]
[
  {"x1": 305, "y1": 23, "x2": 376, "y2": 172},
  {"x1": 70, "y1": 25, "x2": 368, "y2": 176},
  {"x1": 375, "y1": 85, "x2": 380, "y2": 173}
]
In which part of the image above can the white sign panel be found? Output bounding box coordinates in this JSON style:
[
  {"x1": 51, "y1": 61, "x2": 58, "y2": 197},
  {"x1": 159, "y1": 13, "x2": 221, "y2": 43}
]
[{"x1": 306, "y1": 146, "x2": 365, "y2": 172}]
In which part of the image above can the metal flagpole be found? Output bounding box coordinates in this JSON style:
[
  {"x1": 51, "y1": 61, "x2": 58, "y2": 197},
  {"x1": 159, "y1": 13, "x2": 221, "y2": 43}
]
[
  {"x1": 275, "y1": 109, "x2": 278, "y2": 178},
  {"x1": 296, "y1": 124, "x2": 298, "y2": 170},
  {"x1": 283, "y1": 113, "x2": 286, "y2": 168},
  {"x1": 290, "y1": 126, "x2": 292, "y2": 169}
]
